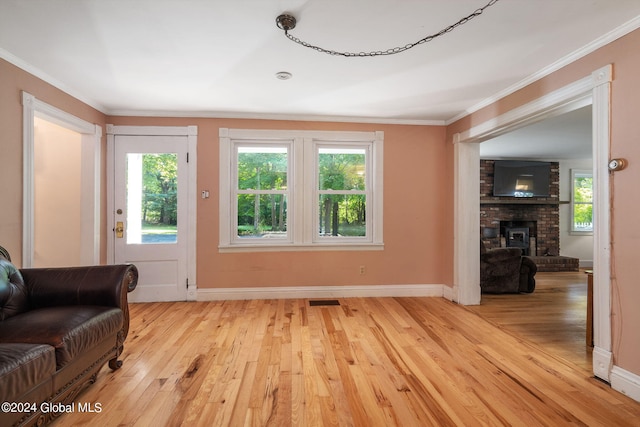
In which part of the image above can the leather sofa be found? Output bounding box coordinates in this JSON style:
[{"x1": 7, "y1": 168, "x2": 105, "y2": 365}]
[
  {"x1": 0, "y1": 246, "x2": 138, "y2": 426},
  {"x1": 480, "y1": 241, "x2": 537, "y2": 293}
]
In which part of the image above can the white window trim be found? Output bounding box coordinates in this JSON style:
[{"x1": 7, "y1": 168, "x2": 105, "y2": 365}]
[
  {"x1": 219, "y1": 128, "x2": 384, "y2": 252},
  {"x1": 570, "y1": 169, "x2": 594, "y2": 235}
]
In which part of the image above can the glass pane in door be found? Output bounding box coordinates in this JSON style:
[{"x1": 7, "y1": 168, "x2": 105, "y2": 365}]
[{"x1": 126, "y1": 153, "x2": 178, "y2": 244}]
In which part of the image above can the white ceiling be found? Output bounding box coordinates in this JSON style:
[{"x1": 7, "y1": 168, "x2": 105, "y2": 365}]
[
  {"x1": 1, "y1": 1, "x2": 639, "y2": 133},
  {"x1": 479, "y1": 104, "x2": 593, "y2": 160}
]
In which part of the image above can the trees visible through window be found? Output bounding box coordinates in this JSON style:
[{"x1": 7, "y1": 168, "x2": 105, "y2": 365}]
[
  {"x1": 571, "y1": 170, "x2": 593, "y2": 233},
  {"x1": 126, "y1": 153, "x2": 178, "y2": 244},
  {"x1": 318, "y1": 147, "x2": 367, "y2": 238},
  {"x1": 236, "y1": 146, "x2": 289, "y2": 239},
  {"x1": 219, "y1": 129, "x2": 383, "y2": 251}
]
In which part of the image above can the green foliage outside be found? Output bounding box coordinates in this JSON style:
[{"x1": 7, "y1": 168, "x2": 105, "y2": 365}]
[
  {"x1": 236, "y1": 149, "x2": 367, "y2": 237},
  {"x1": 142, "y1": 153, "x2": 178, "y2": 228},
  {"x1": 573, "y1": 176, "x2": 593, "y2": 230},
  {"x1": 142, "y1": 223, "x2": 177, "y2": 234},
  {"x1": 237, "y1": 151, "x2": 287, "y2": 236},
  {"x1": 318, "y1": 151, "x2": 366, "y2": 237}
]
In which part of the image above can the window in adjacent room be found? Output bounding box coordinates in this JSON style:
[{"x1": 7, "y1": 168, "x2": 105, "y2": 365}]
[
  {"x1": 570, "y1": 169, "x2": 593, "y2": 234},
  {"x1": 219, "y1": 129, "x2": 383, "y2": 251}
]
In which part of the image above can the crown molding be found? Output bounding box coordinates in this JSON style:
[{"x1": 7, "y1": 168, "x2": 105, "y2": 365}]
[
  {"x1": 0, "y1": 48, "x2": 107, "y2": 114},
  {"x1": 446, "y1": 14, "x2": 640, "y2": 126},
  {"x1": 1, "y1": 45, "x2": 440, "y2": 126},
  {"x1": 4, "y1": 13, "x2": 639, "y2": 127},
  {"x1": 106, "y1": 109, "x2": 445, "y2": 126}
]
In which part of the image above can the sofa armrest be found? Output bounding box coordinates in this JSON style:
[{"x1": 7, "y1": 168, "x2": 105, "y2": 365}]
[
  {"x1": 518, "y1": 256, "x2": 538, "y2": 293},
  {"x1": 20, "y1": 264, "x2": 138, "y2": 311}
]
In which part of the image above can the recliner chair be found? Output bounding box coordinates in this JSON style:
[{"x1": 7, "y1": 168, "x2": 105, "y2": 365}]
[{"x1": 480, "y1": 240, "x2": 537, "y2": 293}]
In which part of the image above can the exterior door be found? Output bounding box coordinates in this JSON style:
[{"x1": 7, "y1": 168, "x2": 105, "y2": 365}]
[{"x1": 113, "y1": 134, "x2": 189, "y2": 302}]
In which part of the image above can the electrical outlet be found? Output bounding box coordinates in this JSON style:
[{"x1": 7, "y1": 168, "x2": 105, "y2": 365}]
[{"x1": 359, "y1": 265, "x2": 365, "y2": 275}]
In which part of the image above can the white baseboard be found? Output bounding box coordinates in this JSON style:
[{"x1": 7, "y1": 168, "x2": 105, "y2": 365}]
[
  {"x1": 592, "y1": 346, "x2": 613, "y2": 382},
  {"x1": 611, "y1": 365, "x2": 640, "y2": 403},
  {"x1": 442, "y1": 285, "x2": 455, "y2": 301},
  {"x1": 197, "y1": 284, "x2": 445, "y2": 301},
  {"x1": 187, "y1": 284, "x2": 197, "y2": 301}
]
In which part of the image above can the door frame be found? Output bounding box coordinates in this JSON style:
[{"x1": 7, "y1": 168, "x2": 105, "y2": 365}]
[
  {"x1": 22, "y1": 91, "x2": 101, "y2": 267},
  {"x1": 452, "y1": 65, "x2": 613, "y2": 382},
  {"x1": 106, "y1": 125, "x2": 198, "y2": 301}
]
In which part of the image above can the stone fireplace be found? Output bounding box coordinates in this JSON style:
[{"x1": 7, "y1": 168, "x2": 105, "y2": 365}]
[{"x1": 480, "y1": 160, "x2": 560, "y2": 257}]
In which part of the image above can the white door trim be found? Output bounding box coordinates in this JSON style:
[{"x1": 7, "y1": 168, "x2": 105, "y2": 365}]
[
  {"x1": 452, "y1": 65, "x2": 613, "y2": 382},
  {"x1": 21, "y1": 91, "x2": 101, "y2": 267},
  {"x1": 106, "y1": 125, "x2": 198, "y2": 300}
]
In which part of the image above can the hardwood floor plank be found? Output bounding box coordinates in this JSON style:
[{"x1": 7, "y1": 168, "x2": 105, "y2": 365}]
[
  {"x1": 52, "y1": 296, "x2": 640, "y2": 426},
  {"x1": 467, "y1": 271, "x2": 593, "y2": 371}
]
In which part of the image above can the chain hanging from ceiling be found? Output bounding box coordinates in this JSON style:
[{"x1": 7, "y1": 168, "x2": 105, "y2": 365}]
[{"x1": 276, "y1": 0, "x2": 500, "y2": 57}]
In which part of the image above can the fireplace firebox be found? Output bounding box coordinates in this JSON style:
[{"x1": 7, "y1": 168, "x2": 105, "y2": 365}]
[
  {"x1": 499, "y1": 220, "x2": 537, "y2": 256},
  {"x1": 505, "y1": 227, "x2": 530, "y2": 255}
]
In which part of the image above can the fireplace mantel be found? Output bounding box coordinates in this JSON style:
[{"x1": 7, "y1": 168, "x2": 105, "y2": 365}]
[{"x1": 480, "y1": 199, "x2": 569, "y2": 205}]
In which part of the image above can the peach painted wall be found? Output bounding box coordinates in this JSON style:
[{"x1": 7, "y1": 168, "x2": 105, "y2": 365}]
[
  {"x1": 448, "y1": 28, "x2": 640, "y2": 376},
  {"x1": 0, "y1": 59, "x2": 107, "y2": 266},
  {"x1": 34, "y1": 117, "x2": 83, "y2": 267},
  {"x1": 108, "y1": 116, "x2": 453, "y2": 289},
  {"x1": 1, "y1": 57, "x2": 454, "y2": 288}
]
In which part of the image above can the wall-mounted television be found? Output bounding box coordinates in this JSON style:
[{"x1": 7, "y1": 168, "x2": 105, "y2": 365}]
[{"x1": 492, "y1": 160, "x2": 550, "y2": 197}]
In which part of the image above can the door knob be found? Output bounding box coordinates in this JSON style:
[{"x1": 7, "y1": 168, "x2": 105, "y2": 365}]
[{"x1": 115, "y1": 222, "x2": 124, "y2": 238}]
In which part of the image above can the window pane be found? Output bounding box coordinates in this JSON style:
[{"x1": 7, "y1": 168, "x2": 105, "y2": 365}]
[
  {"x1": 573, "y1": 203, "x2": 593, "y2": 231},
  {"x1": 126, "y1": 153, "x2": 178, "y2": 244},
  {"x1": 573, "y1": 175, "x2": 593, "y2": 203},
  {"x1": 237, "y1": 194, "x2": 287, "y2": 238},
  {"x1": 318, "y1": 148, "x2": 366, "y2": 191},
  {"x1": 318, "y1": 194, "x2": 366, "y2": 237},
  {"x1": 238, "y1": 147, "x2": 287, "y2": 190}
]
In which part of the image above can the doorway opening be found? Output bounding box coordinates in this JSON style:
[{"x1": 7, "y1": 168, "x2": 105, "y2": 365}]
[
  {"x1": 474, "y1": 105, "x2": 594, "y2": 372},
  {"x1": 22, "y1": 91, "x2": 101, "y2": 267},
  {"x1": 453, "y1": 65, "x2": 613, "y2": 382}
]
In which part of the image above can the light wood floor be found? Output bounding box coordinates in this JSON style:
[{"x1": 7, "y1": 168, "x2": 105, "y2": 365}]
[
  {"x1": 55, "y1": 294, "x2": 640, "y2": 426},
  {"x1": 467, "y1": 270, "x2": 593, "y2": 372}
]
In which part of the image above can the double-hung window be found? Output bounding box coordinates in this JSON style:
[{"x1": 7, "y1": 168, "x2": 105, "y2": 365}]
[
  {"x1": 570, "y1": 169, "x2": 593, "y2": 234},
  {"x1": 316, "y1": 144, "x2": 369, "y2": 242},
  {"x1": 235, "y1": 144, "x2": 291, "y2": 241},
  {"x1": 219, "y1": 129, "x2": 383, "y2": 251}
]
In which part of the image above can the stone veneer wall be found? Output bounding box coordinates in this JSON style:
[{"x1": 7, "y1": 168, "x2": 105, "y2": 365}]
[{"x1": 480, "y1": 160, "x2": 561, "y2": 256}]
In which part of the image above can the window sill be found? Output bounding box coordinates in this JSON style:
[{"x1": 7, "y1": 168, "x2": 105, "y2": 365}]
[
  {"x1": 219, "y1": 243, "x2": 384, "y2": 253},
  {"x1": 569, "y1": 231, "x2": 593, "y2": 236}
]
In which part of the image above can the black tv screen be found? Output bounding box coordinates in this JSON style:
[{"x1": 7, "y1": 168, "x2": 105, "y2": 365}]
[{"x1": 492, "y1": 160, "x2": 550, "y2": 197}]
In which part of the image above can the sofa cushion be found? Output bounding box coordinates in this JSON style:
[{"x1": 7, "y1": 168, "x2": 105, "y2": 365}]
[
  {"x1": 0, "y1": 259, "x2": 29, "y2": 321},
  {"x1": 0, "y1": 343, "x2": 55, "y2": 402},
  {"x1": 0, "y1": 306, "x2": 123, "y2": 369}
]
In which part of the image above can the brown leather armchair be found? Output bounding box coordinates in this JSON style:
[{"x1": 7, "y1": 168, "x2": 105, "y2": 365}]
[
  {"x1": 480, "y1": 241, "x2": 536, "y2": 293},
  {"x1": 0, "y1": 245, "x2": 138, "y2": 426}
]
